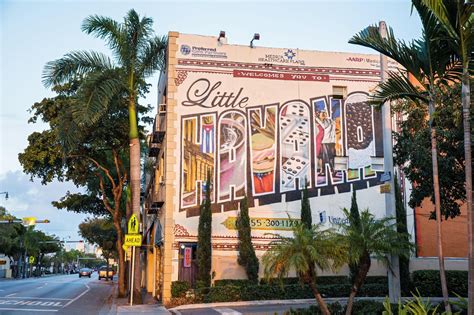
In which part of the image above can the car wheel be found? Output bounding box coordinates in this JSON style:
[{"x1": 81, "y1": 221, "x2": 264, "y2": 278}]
[{"x1": 79, "y1": 275, "x2": 81, "y2": 278}]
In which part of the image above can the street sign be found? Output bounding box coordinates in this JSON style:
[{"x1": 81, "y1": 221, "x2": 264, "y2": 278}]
[
  {"x1": 128, "y1": 214, "x2": 139, "y2": 234},
  {"x1": 124, "y1": 233, "x2": 142, "y2": 247},
  {"x1": 22, "y1": 217, "x2": 37, "y2": 226},
  {"x1": 122, "y1": 244, "x2": 128, "y2": 251},
  {"x1": 380, "y1": 183, "x2": 391, "y2": 193},
  {"x1": 29, "y1": 256, "x2": 35, "y2": 264}
]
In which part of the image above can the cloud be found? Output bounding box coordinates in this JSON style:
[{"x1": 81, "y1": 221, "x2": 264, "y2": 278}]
[{"x1": 0, "y1": 170, "x2": 88, "y2": 240}]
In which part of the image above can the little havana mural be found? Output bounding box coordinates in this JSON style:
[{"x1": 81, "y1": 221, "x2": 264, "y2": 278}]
[{"x1": 179, "y1": 79, "x2": 383, "y2": 215}]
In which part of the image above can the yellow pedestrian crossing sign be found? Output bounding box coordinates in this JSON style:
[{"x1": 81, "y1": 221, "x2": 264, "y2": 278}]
[
  {"x1": 29, "y1": 256, "x2": 35, "y2": 264},
  {"x1": 124, "y1": 234, "x2": 142, "y2": 247},
  {"x1": 128, "y1": 214, "x2": 139, "y2": 234}
]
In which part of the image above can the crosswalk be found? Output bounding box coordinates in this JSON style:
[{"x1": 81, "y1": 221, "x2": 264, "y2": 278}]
[{"x1": 213, "y1": 308, "x2": 242, "y2": 315}]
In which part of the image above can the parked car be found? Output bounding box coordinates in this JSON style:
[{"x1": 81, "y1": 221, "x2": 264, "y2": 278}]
[
  {"x1": 78, "y1": 268, "x2": 92, "y2": 278},
  {"x1": 98, "y1": 266, "x2": 114, "y2": 280}
]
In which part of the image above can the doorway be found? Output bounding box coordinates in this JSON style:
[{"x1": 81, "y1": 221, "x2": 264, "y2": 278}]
[{"x1": 178, "y1": 242, "x2": 198, "y2": 287}]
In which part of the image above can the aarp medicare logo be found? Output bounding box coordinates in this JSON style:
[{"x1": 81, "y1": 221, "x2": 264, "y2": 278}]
[{"x1": 180, "y1": 45, "x2": 191, "y2": 55}]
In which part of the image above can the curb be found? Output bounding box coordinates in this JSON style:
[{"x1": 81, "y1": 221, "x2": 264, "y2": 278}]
[{"x1": 169, "y1": 296, "x2": 455, "y2": 312}]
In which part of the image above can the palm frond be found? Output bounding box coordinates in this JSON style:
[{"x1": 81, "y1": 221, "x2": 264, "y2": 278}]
[
  {"x1": 349, "y1": 25, "x2": 423, "y2": 79},
  {"x1": 43, "y1": 51, "x2": 114, "y2": 87},
  {"x1": 81, "y1": 15, "x2": 127, "y2": 64},
  {"x1": 369, "y1": 71, "x2": 428, "y2": 107},
  {"x1": 73, "y1": 70, "x2": 124, "y2": 126},
  {"x1": 138, "y1": 35, "x2": 168, "y2": 77}
]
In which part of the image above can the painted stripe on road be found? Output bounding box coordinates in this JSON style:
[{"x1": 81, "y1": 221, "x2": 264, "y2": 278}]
[
  {"x1": 0, "y1": 308, "x2": 58, "y2": 312},
  {"x1": 0, "y1": 297, "x2": 72, "y2": 300},
  {"x1": 214, "y1": 307, "x2": 242, "y2": 315},
  {"x1": 62, "y1": 283, "x2": 91, "y2": 308}
]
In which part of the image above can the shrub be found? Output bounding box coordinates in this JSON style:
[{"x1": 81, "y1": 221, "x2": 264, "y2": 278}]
[
  {"x1": 351, "y1": 300, "x2": 385, "y2": 314},
  {"x1": 171, "y1": 281, "x2": 191, "y2": 298},
  {"x1": 203, "y1": 285, "x2": 241, "y2": 303},
  {"x1": 260, "y1": 277, "x2": 300, "y2": 285},
  {"x1": 214, "y1": 279, "x2": 256, "y2": 287},
  {"x1": 411, "y1": 270, "x2": 468, "y2": 297}
]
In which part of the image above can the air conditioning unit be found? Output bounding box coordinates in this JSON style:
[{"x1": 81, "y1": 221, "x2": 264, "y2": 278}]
[{"x1": 158, "y1": 104, "x2": 167, "y2": 114}]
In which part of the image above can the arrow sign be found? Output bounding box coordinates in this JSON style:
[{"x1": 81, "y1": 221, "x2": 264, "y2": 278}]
[{"x1": 128, "y1": 214, "x2": 139, "y2": 234}]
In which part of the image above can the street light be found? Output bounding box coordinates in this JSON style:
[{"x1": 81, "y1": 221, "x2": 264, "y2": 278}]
[{"x1": 0, "y1": 192, "x2": 8, "y2": 200}]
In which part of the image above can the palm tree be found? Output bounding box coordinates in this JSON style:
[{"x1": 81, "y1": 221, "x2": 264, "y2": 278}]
[
  {"x1": 418, "y1": 1, "x2": 473, "y2": 311},
  {"x1": 42, "y1": 10, "x2": 167, "y2": 303},
  {"x1": 348, "y1": 1, "x2": 460, "y2": 311},
  {"x1": 338, "y1": 208, "x2": 412, "y2": 315},
  {"x1": 262, "y1": 223, "x2": 347, "y2": 315}
]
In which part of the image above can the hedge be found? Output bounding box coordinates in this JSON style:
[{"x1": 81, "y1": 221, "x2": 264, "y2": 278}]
[
  {"x1": 171, "y1": 281, "x2": 191, "y2": 298},
  {"x1": 411, "y1": 270, "x2": 467, "y2": 297}
]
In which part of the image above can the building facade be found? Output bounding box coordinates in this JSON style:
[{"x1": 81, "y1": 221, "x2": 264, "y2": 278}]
[{"x1": 141, "y1": 32, "x2": 466, "y2": 303}]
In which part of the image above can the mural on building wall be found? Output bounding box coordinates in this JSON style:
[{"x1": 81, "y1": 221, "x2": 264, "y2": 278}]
[
  {"x1": 178, "y1": 81, "x2": 382, "y2": 213},
  {"x1": 181, "y1": 114, "x2": 215, "y2": 209}
]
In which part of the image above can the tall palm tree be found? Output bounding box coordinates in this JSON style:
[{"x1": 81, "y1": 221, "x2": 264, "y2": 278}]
[
  {"x1": 349, "y1": 1, "x2": 460, "y2": 311},
  {"x1": 338, "y1": 208, "x2": 413, "y2": 315},
  {"x1": 262, "y1": 223, "x2": 347, "y2": 315},
  {"x1": 418, "y1": 1, "x2": 473, "y2": 311},
  {"x1": 42, "y1": 10, "x2": 167, "y2": 303}
]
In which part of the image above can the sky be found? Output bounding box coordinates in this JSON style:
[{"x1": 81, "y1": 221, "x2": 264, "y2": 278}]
[{"x1": 0, "y1": 0, "x2": 422, "y2": 241}]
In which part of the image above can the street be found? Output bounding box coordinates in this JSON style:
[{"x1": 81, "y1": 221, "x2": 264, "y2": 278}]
[{"x1": 0, "y1": 273, "x2": 114, "y2": 314}]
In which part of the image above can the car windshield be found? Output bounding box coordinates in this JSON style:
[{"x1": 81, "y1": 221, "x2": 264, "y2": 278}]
[{"x1": 80, "y1": 268, "x2": 89, "y2": 272}]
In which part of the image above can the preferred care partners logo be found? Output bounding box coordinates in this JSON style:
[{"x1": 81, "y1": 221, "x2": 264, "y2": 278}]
[
  {"x1": 180, "y1": 44, "x2": 227, "y2": 59},
  {"x1": 258, "y1": 49, "x2": 305, "y2": 65}
]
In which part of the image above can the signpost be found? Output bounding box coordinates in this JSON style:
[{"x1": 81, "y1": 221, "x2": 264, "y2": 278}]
[{"x1": 126, "y1": 214, "x2": 141, "y2": 306}]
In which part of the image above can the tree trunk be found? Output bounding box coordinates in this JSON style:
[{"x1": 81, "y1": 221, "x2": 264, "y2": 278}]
[
  {"x1": 129, "y1": 101, "x2": 142, "y2": 304},
  {"x1": 308, "y1": 281, "x2": 331, "y2": 315},
  {"x1": 428, "y1": 97, "x2": 451, "y2": 313},
  {"x1": 113, "y1": 217, "x2": 127, "y2": 297},
  {"x1": 461, "y1": 66, "x2": 473, "y2": 315},
  {"x1": 345, "y1": 252, "x2": 371, "y2": 315}
]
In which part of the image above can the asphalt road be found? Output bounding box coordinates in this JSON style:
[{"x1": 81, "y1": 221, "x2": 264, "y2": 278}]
[{"x1": 0, "y1": 273, "x2": 115, "y2": 315}]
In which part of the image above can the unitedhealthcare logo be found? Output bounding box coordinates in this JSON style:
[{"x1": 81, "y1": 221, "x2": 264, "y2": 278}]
[{"x1": 319, "y1": 211, "x2": 327, "y2": 224}]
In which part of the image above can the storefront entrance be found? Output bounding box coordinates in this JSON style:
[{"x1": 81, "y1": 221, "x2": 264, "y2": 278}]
[{"x1": 178, "y1": 242, "x2": 198, "y2": 287}]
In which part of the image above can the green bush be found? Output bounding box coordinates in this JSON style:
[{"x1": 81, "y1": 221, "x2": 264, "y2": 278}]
[
  {"x1": 204, "y1": 285, "x2": 241, "y2": 303},
  {"x1": 351, "y1": 300, "x2": 385, "y2": 314},
  {"x1": 214, "y1": 279, "x2": 256, "y2": 287},
  {"x1": 171, "y1": 281, "x2": 191, "y2": 298},
  {"x1": 411, "y1": 270, "x2": 467, "y2": 297},
  {"x1": 260, "y1": 277, "x2": 300, "y2": 285}
]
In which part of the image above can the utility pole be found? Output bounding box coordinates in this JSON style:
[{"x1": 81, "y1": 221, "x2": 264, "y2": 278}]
[{"x1": 379, "y1": 20, "x2": 401, "y2": 302}]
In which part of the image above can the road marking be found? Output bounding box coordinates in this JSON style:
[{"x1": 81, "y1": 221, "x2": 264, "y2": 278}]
[
  {"x1": 214, "y1": 307, "x2": 242, "y2": 315},
  {"x1": 0, "y1": 297, "x2": 71, "y2": 300},
  {"x1": 6, "y1": 293, "x2": 17, "y2": 297},
  {"x1": 0, "y1": 299, "x2": 64, "y2": 307},
  {"x1": 0, "y1": 308, "x2": 58, "y2": 312},
  {"x1": 62, "y1": 283, "x2": 90, "y2": 308}
]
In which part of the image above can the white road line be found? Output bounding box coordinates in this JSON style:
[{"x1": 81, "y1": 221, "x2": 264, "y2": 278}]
[
  {"x1": 0, "y1": 297, "x2": 72, "y2": 300},
  {"x1": 5, "y1": 293, "x2": 17, "y2": 297},
  {"x1": 214, "y1": 307, "x2": 242, "y2": 315},
  {"x1": 62, "y1": 283, "x2": 90, "y2": 308},
  {"x1": 0, "y1": 308, "x2": 58, "y2": 312}
]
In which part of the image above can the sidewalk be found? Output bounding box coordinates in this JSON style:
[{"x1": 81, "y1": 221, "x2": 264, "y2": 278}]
[
  {"x1": 108, "y1": 288, "x2": 170, "y2": 314},
  {"x1": 169, "y1": 296, "x2": 454, "y2": 312}
]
